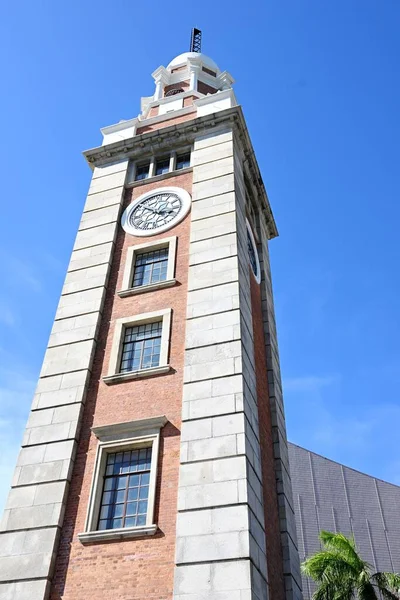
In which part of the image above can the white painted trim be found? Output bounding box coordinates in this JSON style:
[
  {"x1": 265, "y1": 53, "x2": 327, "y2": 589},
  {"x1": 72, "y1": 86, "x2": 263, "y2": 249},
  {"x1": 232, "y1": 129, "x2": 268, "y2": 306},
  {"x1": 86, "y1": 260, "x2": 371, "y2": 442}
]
[
  {"x1": 92, "y1": 416, "x2": 168, "y2": 440},
  {"x1": 80, "y1": 416, "x2": 167, "y2": 542},
  {"x1": 246, "y1": 219, "x2": 261, "y2": 285},
  {"x1": 107, "y1": 308, "x2": 172, "y2": 377},
  {"x1": 103, "y1": 364, "x2": 171, "y2": 385},
  {"x1": 119, "y1": 236, "x2": 177, "y2": 293},
  {"x1": 194, "y1": 88, "x2": 237, "y2": 108},
  {"x1": 78, "y1": 524, "x2": 157, "y2": 544},
  {"x1": 118, "y1": 279, "x2": 176, "y2": 297},
  {"x1": 121, "y1": 187, "x2": 192, "y2": 238}
]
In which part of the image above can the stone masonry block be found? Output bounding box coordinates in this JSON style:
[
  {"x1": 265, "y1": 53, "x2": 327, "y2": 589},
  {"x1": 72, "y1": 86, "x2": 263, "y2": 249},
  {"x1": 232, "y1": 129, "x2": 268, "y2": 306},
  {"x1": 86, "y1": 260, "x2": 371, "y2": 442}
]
[
  {"x1": 26, "y1": 403, "x2": 81, "y2": 430},
  {"x1": 187, "y1": 282, "x2": 239, "y2": 319},
  {"x1": 35, "y1": 370, "x2": 88, "y2": 395},
  {"x1": 192, "y1": 156, "x2": 234, "y2": 184},
  {"x1": 73, "y1": 222, "x2": 117, "y2": 252},
  {"x1": 193, "y1": 128, "x2": 233, "y2": 151},
  {"x1": 177, "y1": 505, "x2": 249, "y2": 537},
  {"x1": 189, "y1": 234, "x2": 237, "y2": 266},
  {"x1": 1, "y1": 502, "x2": 64, "y2": 531},
  {"x1": 192, "y1": 173, "x2": 235, "y2": 201},
  {"x1": 0, "y1": 579, "x2": 50, "y2": 600},
  {"x1": 62, "y1": 263, "x2": 109, "y2": 295},
  {"x1": 23, "y1": 420, "x2": 79, "y2": 447},
  {"x1": 185, "y1": 309, "x2": 241, "y2": 349},
  {"x1": 68, "y1": 242, "x2": 114, "y2": 272},
  {"x1": 185, "y1": 341, "x2": 242, "y2": 367},
  {"x1": 190, "y1": 212, "x2": 236, "y2": 242},
  {"x1": 0, "y1": 528, "x2": 58, "y2": 582},
  {"x1": 188, "y1": 256, "x2": 238, "y2": 291},
  {"x1": 186, "y1": 434, "x2": 238, "y2": 462},
  {"x1": 32, "y1": 383, "x2": 86, "y2": 410},
  {"x1": 183, "y1": 395, "x2": 236, "y2": 421},
  {"x1": 40, "y1": 340, "x2": 96, "y2": 377},
  {"x1": 15, "y1": 458, "x2": 72, "y2": 486},
  {"x1": 184, "y1": 358, "x2": 235, "y2": 383},
  {"x1": 55, "y1": 286, "x2": 105, "y2": 320},
  {"x1": 78, "y1": 203, "x2": 121, "y2": 231},
  {"x1": 191, "y1": 192, "x2": 236, "y2": 221},
  {"x1": 48, "y1": 312, "x2": 100, "y2": 347},
  {"x1": 179, "y1": 455, "x2": 246, "y2": 488},
  {"x1": 6, "y1": 481, "x2": 67, "y2": 510},
  {"x1": 83, "y1": 187, "x2": 124, "y2": 213},
  {"x1": 176, "y1": 530, "x2": 249, "y2": 564},
  {"x1": 92, "y1": 159, "x2": 128, "y2": 180},
  {"x1": 192, "y1": 140, "x2": 233, "y2": 167},
  {"x1": 87, "y1": 170, "x2": 126, "y2": 194}
]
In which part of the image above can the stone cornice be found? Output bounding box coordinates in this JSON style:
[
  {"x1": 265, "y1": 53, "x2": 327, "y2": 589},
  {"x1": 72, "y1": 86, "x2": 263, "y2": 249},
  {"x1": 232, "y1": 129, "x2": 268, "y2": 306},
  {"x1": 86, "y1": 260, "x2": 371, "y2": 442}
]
[{"x1": 83, "y1": 106, "x2": 278, "y2": 239}]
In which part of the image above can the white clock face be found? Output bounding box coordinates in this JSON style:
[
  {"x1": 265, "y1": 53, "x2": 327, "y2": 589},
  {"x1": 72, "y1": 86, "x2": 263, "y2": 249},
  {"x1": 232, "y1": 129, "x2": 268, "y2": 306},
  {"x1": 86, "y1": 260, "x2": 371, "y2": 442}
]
[
  {"x1": 122, "y1": 187, "x2": 191, "y2": 237},
  {"x1": 246, "y1": 220, "x2": 261, "y2": 284}
]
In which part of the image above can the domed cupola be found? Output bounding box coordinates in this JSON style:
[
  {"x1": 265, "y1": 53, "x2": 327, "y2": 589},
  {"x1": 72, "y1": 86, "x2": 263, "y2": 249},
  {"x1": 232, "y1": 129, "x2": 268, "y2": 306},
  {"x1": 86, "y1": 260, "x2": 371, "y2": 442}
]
[{"x1": 151, "y1": 29, "x2": 234, "y2": 101}]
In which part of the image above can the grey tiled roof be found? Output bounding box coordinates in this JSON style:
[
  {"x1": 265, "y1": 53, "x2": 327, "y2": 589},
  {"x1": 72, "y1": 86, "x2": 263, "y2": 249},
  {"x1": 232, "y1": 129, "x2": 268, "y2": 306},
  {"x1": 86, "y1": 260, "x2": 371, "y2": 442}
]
[{"x1": 288, "y1": 442, "x2": 400, "y2": 600}]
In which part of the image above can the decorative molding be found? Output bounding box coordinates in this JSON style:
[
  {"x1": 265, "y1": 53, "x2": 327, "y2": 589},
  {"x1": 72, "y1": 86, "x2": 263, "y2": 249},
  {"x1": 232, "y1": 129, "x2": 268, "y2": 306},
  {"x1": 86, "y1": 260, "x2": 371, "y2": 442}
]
[
  {"x1": 81, "y1": 416, "x2": 166, "y2": 542},
  {"x1": 118, "y1": 279, "x2": 176, "y2": 297},
  {"x1": 92, "y1": 415, "x2": 168, "y2": 440},
  {"x1": 84, "y1": 106, "x2": 278, "y2": 240},
  {"x1": 78, "y1": 524, "x2": 158, "y2": 544},
  {"x1": 103, "y1": 364, "x2": 171, "y2": 385}
]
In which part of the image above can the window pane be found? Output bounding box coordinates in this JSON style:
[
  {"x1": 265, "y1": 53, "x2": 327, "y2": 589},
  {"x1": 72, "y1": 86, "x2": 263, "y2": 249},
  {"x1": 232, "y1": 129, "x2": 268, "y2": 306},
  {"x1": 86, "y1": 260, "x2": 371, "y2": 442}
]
[
  {"x1": 176, "y1": 153, "x2": 190, "y2": 170},
  {"x1": 132, "y1": 248, "x2": 168, "y2": 288},
  {"x1": 135, "y1": 163, "x2": 150, "y2": 181},
  {"x1": 97, "y1": 448, "x2": 152, "y2": 531},
  {"x1": 155, "y1": 158, "x2": 170, "y2": 175},
  {"x1": 112, "y1": 518, "x2": 123, "y2": 529},
  {"x1": 119, "y1": 321, "x2": 162, "y2": 373},
  {"x1": 128, "y1": 487, "x2": 139, "y2": 501}
]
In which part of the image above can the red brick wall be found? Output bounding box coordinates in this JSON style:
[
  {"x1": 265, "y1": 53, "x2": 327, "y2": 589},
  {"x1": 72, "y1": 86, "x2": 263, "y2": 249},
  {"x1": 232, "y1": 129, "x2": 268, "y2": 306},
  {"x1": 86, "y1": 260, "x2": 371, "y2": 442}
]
[
  {"x1": 50, "y1": 171, "x2": 193, "y2": 600},
  {"x1": 164, "y1": 81, "x2": 189, "y2": 96},
  {"x1": 197, "y1": 81, "x2": 217, "y2": 95},
  {"x1": 250, "y1": 273, "x2": 286, "y2": 600}
]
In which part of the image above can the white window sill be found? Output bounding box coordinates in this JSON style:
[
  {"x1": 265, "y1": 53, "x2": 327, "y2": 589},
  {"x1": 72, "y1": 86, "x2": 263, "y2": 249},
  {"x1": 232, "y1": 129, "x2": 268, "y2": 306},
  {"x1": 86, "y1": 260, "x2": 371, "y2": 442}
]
[
  {"x1": 78, "y1": 524, "x2": 157, "y2": 544},
  {"x1": 118, "y1": 278, "x2": 176, "y2": 297},
  {"x1": 103, "y1": 365, "x2": 171, "y2": 385}
]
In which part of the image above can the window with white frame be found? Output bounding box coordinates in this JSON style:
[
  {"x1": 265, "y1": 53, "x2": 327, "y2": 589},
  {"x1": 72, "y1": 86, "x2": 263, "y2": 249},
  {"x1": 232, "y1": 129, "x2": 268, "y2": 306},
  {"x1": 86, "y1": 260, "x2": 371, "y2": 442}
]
[
  {"x1": 132, "y1": 247, "x2": 169, "y2": 287},
  {"x1": 120, "y1": 321, "x2": 162, "y2": 373},
  {"x1": 98, "y1": 447, "x2": 152, "y2": 530},
  {"x1": 103, "y1": 308, "x2": 172, "y2": 384},
  {"x1": 176, "y1": 152, "x2": 191, "y2": 170},
  {"x1": 155, "y1": 157, "x2": 170, "y2": 176},
  {"x1": 78, "y1": 416, "x2": 167, "y2": 544},
  {"x1": 118, "y1": 236, "x2": 177, "y2": 297},
  {"x1": 126, "y1": 150, "x2": 191, "y2": 184},
  {"x1": 134, "y1": 162, "x2": 150, "y2": 181}
]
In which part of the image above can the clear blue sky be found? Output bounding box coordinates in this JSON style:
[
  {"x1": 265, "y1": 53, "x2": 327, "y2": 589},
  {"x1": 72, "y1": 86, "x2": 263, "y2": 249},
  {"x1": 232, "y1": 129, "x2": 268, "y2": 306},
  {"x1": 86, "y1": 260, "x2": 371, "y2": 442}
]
[{"x1": 0, "y1": 1, "x2": 399, "y2": 513}]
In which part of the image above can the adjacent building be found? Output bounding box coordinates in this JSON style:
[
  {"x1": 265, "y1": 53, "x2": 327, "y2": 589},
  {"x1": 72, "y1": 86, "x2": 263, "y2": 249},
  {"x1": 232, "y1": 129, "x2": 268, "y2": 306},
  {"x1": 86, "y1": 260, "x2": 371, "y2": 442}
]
[{"x1": 289, "y1": 443, "x2": 400, "y2": 599}]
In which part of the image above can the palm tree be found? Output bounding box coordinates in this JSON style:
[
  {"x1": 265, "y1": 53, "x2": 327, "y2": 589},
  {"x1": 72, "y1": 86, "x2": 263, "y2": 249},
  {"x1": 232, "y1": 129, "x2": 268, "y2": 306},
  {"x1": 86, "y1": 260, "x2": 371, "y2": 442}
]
[{"x1": 301, "y1": 530, "x2": 400, "y2": 600}]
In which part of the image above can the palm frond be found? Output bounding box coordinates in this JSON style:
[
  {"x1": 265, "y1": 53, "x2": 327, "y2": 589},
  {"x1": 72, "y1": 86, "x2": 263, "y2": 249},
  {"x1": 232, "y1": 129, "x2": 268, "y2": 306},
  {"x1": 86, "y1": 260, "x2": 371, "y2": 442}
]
[
  {"x1": 356, "y1": 580, "x2": 378, "y2": 600},
  {"x1": 319, "y1": 531, "x2": 368, "y2": 572},
  {"x1": 302, "y1": 551, "x2": 357, "y2": 583},
  {"x1": 371, "y1": 572, "x2": 400, "y2": 599}
]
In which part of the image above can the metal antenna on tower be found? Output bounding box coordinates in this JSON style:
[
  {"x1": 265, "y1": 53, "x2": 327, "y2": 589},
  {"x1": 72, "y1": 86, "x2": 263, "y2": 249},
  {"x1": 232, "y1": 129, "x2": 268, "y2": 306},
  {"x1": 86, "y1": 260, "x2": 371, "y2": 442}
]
[{"x1": 190, "y1": 28, "x2": 202, "y2": 53}]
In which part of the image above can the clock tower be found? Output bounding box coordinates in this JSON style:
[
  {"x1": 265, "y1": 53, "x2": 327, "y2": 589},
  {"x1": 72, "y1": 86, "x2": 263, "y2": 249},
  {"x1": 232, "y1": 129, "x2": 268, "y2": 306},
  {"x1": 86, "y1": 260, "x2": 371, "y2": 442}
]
[{"x1": 0, "y1": 35, "x2": 302, "y2": 600}]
